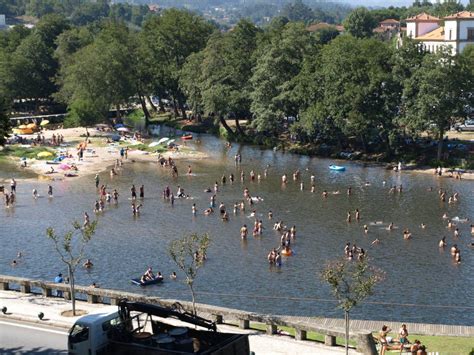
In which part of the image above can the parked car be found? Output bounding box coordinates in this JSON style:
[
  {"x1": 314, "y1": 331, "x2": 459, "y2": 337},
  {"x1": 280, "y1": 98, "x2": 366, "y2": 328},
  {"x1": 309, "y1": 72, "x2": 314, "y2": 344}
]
[{"x1": 456, "y1": 119, "x2": 474, "y2": 132}]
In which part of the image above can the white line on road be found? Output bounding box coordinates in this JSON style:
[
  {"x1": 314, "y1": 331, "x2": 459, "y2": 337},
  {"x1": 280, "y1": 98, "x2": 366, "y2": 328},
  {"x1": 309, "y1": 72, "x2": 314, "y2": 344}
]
[{"x1": 0, "y1": 320, "x2": 68, "y2": 335}]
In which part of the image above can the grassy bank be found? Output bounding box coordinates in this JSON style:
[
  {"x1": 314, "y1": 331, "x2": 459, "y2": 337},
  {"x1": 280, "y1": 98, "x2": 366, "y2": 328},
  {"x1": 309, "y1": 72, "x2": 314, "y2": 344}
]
[
  {"x1": 0, "y1": 145, "x2": 56, "y2": 160},
  {"x1": 245, "y1": 322, "x2": 473, "y2": 354}
]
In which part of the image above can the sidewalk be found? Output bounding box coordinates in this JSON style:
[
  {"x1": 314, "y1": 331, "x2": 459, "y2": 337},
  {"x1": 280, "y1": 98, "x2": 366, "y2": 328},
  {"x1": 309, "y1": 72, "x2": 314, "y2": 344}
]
[{"x1": 0, "y1": 290, "x2": 355, "y2": 355}]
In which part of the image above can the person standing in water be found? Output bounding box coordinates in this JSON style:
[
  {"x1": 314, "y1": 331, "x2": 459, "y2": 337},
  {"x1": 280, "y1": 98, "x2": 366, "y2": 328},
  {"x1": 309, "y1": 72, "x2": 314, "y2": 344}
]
[
  {"x1": 95, "y1": 174, "x2": 100, "y2": 188},
  {"x1": 131, "y1": 185, "x2": 137, "y2": 200},
  {"x1": 139, "y1": 185, "x2": 144, "y2": 199},
  {"x1": 240, "y1": 225, "x2": 248, "y2": 239},
  {"x1": 48, "y1": 185, "x2": 53, "y2": 197}
]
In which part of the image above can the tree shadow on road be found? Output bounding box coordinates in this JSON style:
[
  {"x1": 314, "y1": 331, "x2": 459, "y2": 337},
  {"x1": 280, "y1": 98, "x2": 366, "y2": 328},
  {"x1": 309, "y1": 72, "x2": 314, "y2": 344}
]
[{"x1": 0, "y1": 346, "x2": 67, "y2": 354}]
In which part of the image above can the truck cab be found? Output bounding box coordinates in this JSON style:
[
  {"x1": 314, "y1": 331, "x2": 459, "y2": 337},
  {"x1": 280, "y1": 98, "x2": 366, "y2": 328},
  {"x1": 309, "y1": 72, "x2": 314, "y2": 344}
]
[{"x1": 68, "y1": 312, "x2": 120, "y2": 355}]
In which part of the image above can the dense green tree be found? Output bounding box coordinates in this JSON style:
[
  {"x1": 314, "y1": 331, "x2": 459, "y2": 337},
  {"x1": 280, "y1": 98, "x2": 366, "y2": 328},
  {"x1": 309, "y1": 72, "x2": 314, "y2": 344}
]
[
  {"x1": 313, "y1": 27, "x2": 340, "y2": 45},
  {"x1": 141, "y1": 9, "x2": 214, "y2": 118},
  {"x1": 343, "y1": 7, "x2": 377, "y2": 39},
  {"x1": 7, "y1": 32, "x2": 57, "y2": 103},
  {"x1": 402, "y1": 48, "x2": 473, "y2": 161},
  {"x1": 198, "y1": 20, "x2": 260, "y2": 135},
  {"x1": 281, "y1": 0, "x2": 315, "y2": 24},
  {"x1": 70, "y1": 2, "x2": 109, "y2": 26},
  {"x1": 59, "y1": 21, "x2": 135, "y2": 125},
  {"x1": 180, "y1": 51, "x2": 205, "y2": 118},
  {"x1": 0, "y1": 25, "x2": 31, "y2": 52},
  {"x1": 250, "y1": 22, "x2": 312, "y2": 135},
  {"x1": 297, "y1": 36, "x2": 397, "y2": 154},
  {"x1": 0, "y1": 96, "x2": 10, "y2": 145}
]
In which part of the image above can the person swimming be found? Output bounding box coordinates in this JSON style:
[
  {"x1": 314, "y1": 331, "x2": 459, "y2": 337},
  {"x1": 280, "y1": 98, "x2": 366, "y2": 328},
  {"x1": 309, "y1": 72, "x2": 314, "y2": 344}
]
[
  {"x1": 403, "y1": 229, "x2": 412, "y2": 239},
  {"x1": 439, "y1": 237, "x2": 447, "y2": 248},
  {"x1": 83, "y1": 259, "x2": 93, "y2": 268}
]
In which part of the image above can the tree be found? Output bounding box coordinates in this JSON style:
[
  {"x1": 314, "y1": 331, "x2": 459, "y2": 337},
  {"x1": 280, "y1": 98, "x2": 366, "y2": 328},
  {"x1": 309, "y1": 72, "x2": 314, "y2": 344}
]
[
  {"x1": 58, "y1": 21, "x2": 135, "y2": 126},
  {"x1": 321, "y1": 257, "x2": 384, "y2": 355},
  {"x1": 250, "y1": 22, "x2": 312, "y2": 135},
  {"x1": 141, "y1": 9, "x2": 214, "y2": 119},
  {"x1": 296, "y1": 36, "x2": 397, "y2": 154},
  {"x1": 169, "y1": 233, "x2": 211, "y2": 316},
  {"x1": 0, "y1": 96, "x2": 10, "y2": 146},
  {"x1": 402, "y1": 48, "x2": 473, "y2": 161},
  {"x1": 198, "y1": 20, "x2": 261, "y2": 136},
  {"x1": 343, "y1": 7, "x2": 377, "y2": 39},
  {"x1": 46, "y1": 219, "x2": 97, "y2": 316},
  {"x1": 281, "y1": 0, "x2": 315, "y2": 24}
]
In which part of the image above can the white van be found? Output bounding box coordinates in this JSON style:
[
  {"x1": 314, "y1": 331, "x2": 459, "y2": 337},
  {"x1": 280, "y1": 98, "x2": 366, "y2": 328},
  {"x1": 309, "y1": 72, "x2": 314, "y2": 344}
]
[{"x1": 68, "y1": 312, "x2": 120, "y2": 355}]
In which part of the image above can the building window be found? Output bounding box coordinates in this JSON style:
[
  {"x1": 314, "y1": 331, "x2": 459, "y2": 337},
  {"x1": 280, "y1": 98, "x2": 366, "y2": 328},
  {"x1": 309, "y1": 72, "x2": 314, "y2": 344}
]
[
  {"x1": 449, "y1": 29, "x2": 452, "y2": 40},
  {"x1": 468, "y1": 28, "x2": 474, "y2": 41}
]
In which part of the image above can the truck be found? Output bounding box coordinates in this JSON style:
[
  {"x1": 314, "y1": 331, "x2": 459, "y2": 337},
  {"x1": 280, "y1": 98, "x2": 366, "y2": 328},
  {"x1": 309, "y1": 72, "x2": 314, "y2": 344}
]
[{"x1": 68, "y1": 300, "x2": 250, "y2": 355}]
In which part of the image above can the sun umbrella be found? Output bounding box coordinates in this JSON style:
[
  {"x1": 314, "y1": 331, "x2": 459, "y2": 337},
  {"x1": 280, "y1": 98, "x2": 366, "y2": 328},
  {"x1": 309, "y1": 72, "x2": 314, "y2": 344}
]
[
  {"x1": 117, "y1": 127, "x2": 130, "y2": 132},
  {"x1": 40, "y1": 120, "x2": 49, "y2": 126},
  {"x1": 59, "y1": 163, "x2": 71, "y2": 170},
  {"x1": 37, "y1": 151, "x2": 53, "y2": 158},
  {"x1": 148, "y1": 142, "x2": 160, "y2": 147},
  {"x1": 18, "y1": 124, "x2": 27, "y2": 129},
  {"x1": 27, "y1": 123, "x2": 37, "y2": 129},
  {"x1": 157, "y1": 137, "x2": 169, "y2": 144}
]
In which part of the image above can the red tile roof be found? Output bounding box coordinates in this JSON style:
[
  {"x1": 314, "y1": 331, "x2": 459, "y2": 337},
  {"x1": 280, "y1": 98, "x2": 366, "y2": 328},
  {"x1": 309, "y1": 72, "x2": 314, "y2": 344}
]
[
  {"x1": 443, "y1": 11, "x2": 474, "y2": 20},
  {"x1": 406, "y1": 12, "x2": 439, "y2": 22},
  {"x1": 380, "y1": 19, "x2": 399, "y2": 24}
]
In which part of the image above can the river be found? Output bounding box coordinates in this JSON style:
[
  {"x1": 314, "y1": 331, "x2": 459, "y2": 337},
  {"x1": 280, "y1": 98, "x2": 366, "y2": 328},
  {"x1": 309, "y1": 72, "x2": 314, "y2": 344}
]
[{"x1": 1, "y1": 132, "x2": 473, "y2": 326}]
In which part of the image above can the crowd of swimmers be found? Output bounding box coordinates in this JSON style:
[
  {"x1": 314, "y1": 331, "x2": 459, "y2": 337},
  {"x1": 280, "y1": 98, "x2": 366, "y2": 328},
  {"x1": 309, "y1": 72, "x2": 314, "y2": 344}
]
[{"x1": 6, "y1": 141, "x2": 474, "y2": 288}]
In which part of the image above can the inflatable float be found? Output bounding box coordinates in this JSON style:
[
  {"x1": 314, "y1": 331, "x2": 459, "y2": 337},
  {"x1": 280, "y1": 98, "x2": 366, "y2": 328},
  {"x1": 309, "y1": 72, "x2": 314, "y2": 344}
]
[{"x1": 329, "y1": 165, "x2": 346, "y2": 171}]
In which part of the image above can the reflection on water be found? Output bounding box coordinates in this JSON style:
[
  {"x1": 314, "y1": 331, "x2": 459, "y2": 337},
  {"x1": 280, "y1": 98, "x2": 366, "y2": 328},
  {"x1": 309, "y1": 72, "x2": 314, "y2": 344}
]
[{"x1": 1, "y1": 134, "x2": 473, "y2": 325}]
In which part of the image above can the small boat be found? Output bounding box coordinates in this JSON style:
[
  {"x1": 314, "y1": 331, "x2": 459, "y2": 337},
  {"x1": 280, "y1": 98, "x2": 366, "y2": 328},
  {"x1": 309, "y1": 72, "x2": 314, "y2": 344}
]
[
  {"x1": 46, "y1": 161, "x2": 61, "y2": 165},
  {"x1": 181, "y1": 134, "x2": 193, "y2": 140},
  {"x1": 329, "y1": 165, "x2": 346, "y2": 171},
  {"x1": 131, "y1": 277, "x2": 163, "y2": 286}
]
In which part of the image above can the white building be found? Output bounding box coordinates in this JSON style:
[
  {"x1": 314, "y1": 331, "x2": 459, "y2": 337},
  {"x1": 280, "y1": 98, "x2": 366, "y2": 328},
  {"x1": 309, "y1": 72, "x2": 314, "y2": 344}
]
[
  {"x1": 0, "y1": 14, "x2": 6, "y2": 27},
  {"x1": 406, "y1": 11, "x2": 474, "y2": 54}
]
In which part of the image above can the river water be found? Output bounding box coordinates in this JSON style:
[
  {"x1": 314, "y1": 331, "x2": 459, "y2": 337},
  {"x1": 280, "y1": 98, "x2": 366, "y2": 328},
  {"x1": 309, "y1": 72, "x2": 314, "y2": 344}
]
[{"x1": 1, "y1": 132, "x2": 473, "y2": 325}]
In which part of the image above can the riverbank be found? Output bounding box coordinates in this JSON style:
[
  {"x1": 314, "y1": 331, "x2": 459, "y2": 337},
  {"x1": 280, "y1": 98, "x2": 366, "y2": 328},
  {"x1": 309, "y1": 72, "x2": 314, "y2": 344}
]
[
  {"x1": 152, "y1": 115, "x2": 474, "y2": 180},
  {"x1": 1, "y1": 127, "x2": 207, "y2": 182}
]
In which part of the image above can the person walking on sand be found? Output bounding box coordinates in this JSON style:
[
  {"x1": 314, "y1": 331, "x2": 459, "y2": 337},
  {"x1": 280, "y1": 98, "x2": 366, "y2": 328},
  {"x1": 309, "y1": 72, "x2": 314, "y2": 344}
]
[{"x1": 95, "y1": 174, "x2": 100, "y2": 188}]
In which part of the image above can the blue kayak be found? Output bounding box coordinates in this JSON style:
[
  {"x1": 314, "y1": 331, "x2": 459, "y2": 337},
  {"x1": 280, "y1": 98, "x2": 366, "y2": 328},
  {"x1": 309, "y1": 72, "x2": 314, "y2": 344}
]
[
  {"x1": 329, "y1": 165, "x2": 346, "y2": 171},
  {"x1": 131, "y1": 277, "x2": 163, "y2": 286}
]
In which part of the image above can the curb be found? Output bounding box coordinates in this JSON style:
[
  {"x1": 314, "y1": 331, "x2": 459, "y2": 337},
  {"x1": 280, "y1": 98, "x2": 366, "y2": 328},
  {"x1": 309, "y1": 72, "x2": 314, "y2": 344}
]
[{"x1": 0, "y1": 313, "x2": 71, "y2": 330}]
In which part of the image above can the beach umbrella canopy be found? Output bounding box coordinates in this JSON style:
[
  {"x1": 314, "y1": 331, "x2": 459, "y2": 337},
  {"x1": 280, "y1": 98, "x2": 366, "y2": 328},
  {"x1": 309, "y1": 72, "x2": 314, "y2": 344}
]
[
  {"x1": 27, "y1": 123, "x2": 37, "y2": 129},
  {"x1": 18, "y1": 124, "x2": 27, "y2": 129},
  {"x1": 157, "y1": 137, "x2": 169, "y2": 144},
  {"x1": 148, "y1": 142, "x2": 160, "y2": 147},
  {"x1": 37, "y1": 151, "x2": 53, "y2": 158},
  {"x1": 40, "y1": 120, "x2": 49, "y2": 126},
  {"x1": 117, "y1": 127, "x2": 130, "y2": 132},
  {"x1": 59, "y1": 163, "x2": 71, "y2": 170}
]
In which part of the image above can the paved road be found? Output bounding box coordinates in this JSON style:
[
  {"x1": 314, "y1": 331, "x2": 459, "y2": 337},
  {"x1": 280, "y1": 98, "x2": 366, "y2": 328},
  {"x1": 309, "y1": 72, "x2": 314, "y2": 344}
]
[{"x1": 0, "y1": 320, "x2": 68, "y2": 354}]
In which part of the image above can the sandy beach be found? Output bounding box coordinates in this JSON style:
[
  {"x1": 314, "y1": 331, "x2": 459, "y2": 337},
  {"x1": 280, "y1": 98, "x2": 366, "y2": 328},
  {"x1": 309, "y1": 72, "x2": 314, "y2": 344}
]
[{"x1": 4, "y1": 127, "x2": 208, "y2": 181}]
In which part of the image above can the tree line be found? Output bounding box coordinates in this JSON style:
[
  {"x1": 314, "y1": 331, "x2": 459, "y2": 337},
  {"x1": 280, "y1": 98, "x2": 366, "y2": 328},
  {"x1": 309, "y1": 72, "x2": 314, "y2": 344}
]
[{"x1": 0, "y1": 8, "x2": 473, "y2": 162}]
